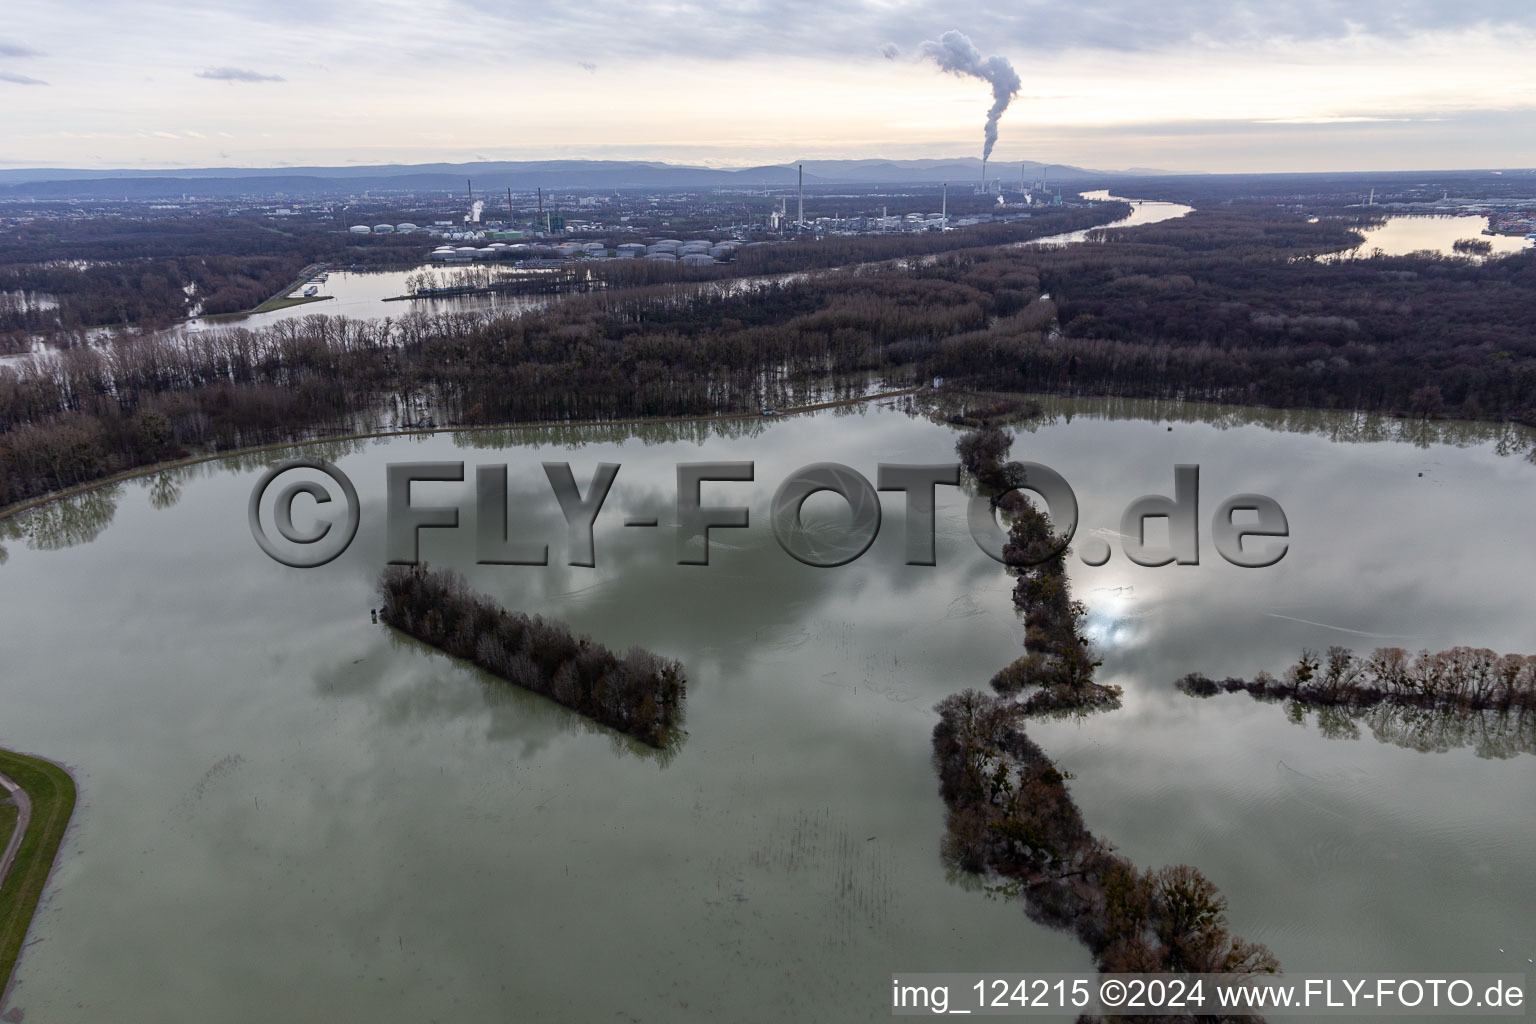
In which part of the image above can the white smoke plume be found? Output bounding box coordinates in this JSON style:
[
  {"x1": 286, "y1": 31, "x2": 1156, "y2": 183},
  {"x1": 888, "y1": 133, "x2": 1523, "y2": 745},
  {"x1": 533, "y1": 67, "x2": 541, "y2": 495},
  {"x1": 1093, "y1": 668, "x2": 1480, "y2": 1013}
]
[{"x1": 918, "y1": 29, "x2": 1021, "y2": 162}]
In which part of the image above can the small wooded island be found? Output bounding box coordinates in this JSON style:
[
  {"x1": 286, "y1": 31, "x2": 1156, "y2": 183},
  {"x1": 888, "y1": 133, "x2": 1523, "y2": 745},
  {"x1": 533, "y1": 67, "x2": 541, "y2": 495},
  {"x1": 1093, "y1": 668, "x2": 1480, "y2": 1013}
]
[{"x1": 378, "y1": 566, "x2": 687, "y2": 749}]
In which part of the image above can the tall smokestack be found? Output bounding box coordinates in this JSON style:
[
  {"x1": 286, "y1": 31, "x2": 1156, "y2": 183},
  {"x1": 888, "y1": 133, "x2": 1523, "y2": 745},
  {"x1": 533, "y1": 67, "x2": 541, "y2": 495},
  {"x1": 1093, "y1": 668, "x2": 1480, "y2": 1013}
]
[
  {"x1": 942, "y1": 183, "x2": 947, "y2": 229},
  {"x1": 981, "y1": 157, "x2": 987, "y2": 188},
  {"x1": 537, "y1": 187, "x2": 543, "y2": 224},
  {"x1": 797, "y1": 164, "x2": 804, "y2": 226}
]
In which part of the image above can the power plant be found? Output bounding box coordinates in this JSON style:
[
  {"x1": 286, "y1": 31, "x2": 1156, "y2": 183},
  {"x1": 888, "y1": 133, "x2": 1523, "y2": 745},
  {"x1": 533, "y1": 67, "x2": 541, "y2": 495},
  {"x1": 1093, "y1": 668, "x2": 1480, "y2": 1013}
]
[{"x1": 797, "y1": 163, "x2": 804, "y2": 228}]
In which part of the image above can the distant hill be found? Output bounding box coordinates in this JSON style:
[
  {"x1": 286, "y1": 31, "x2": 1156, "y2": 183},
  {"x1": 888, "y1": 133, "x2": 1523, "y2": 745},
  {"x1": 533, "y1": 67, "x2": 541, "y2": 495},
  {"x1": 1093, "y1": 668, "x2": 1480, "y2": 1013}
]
[{"x1": 0, "y1": 157, "x2": 1120, "y2": 199}]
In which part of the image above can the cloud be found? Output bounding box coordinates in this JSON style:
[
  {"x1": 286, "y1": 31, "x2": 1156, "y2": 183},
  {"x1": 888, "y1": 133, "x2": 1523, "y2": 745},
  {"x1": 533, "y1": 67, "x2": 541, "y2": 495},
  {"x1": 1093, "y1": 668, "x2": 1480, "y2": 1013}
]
[
  {"x1": 1255, "y1": 116, "x2": 1413, "y2": 125},
  {"x1": 0, "y1": 71, "x2": 47, "y2": 85},
  {"x1": 578, "y1": 60, "x2": 597, "y2": 72},
  {"x1": 196, "y1": 66, "x2": 285, "y2": 82},
  {"x1": 881, "y1": 43, "x2": 901, "y2": 59},
  {"x1": 451, "y1": 0, "x2": 1536, "y2": 59},
  {"x1": 0, "y1": 41, "x2": 44, "y2": 58}
]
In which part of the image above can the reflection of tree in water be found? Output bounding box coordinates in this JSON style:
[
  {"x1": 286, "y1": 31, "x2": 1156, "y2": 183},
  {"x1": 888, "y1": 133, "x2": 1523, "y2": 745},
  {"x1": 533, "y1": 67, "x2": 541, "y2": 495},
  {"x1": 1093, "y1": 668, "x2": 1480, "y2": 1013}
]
[
  {"x1": 1298, "y1": 701, "x2": 1533, "y2": 759},
  {"x1": 312, "y1": 623, "x2": 682, "y2": 769},
  {"x1": 932, "y1": 423, "x2": 1278, "y2": 997},
  {"x1": 920, "y1": 391, "x2": 1536, "y2": 461},
  {"x1": 143, "y1": 438, "x2": 371, "y2": 490},
  {"x1": 451, "y1": 415, "x2": 768, "y2": 452},
  {"x1": 142, "y1": 471, "x2": 183, "y2": 510},
  {"x1": 2, "y1": 484, "x2": 122, "y2": 551}
]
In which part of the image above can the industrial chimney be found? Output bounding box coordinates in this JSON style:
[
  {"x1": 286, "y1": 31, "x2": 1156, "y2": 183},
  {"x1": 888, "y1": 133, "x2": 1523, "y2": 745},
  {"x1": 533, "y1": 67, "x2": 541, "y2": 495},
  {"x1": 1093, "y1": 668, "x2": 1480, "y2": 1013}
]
[
  {"x1": 797, "y1": 164, "x2": 804, "y2": 227},
  {"x1": 942, "y1": 183, "x2": 947, "y2": 230}
]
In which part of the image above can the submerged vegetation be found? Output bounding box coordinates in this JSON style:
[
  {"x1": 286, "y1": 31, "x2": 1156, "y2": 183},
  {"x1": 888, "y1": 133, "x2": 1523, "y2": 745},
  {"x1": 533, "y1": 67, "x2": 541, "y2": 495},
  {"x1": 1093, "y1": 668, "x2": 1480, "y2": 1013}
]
[
  {"x1": 934, "y1": 423, "x2": 1273, "y2": 1018},
  {"x1": 377, "y1": 566, "x2": 686, "y2": 749},
  {"x1": 956, "y1": 418, "x2": 1120, "y2": 714},
  {"x1": 933, "y1": 693, "x2": 1280, "y2": 989}
]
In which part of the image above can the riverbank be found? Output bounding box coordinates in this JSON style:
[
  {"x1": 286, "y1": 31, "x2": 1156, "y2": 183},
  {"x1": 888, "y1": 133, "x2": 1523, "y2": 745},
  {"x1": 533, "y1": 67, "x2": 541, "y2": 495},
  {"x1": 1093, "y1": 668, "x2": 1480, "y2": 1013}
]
[
  {"x1": 0, "y1": 386, "x2": 923, "y2": 524},
  {"x1": 0, "y1": 750, "x2": 76, "y2": 1009}
]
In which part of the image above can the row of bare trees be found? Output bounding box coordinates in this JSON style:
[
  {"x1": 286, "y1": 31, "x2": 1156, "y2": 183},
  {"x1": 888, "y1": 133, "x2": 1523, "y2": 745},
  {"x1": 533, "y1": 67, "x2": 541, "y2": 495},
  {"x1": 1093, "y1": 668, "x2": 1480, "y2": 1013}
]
[
  {"x1": 1180, "y1": 644, "x2": 1536, "y2": 712},
  {"x1": 954, "y1": 423, "x2": 1111, "y2": 710},
  {"x1": 378, "y1": 566, "x2": 686, "y2": 748}
]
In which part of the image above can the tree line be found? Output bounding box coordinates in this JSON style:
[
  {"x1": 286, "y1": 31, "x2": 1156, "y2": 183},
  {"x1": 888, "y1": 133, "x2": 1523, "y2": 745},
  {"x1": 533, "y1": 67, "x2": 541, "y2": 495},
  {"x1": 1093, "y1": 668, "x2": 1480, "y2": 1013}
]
[
  {"x1": 955, "y1": 422, "x2": 1117, "y2": 713},
  {"x1": 377, "y1": 566, "x2": 686, "y2": 748},
  {"x1": 1178, "y1": 644, "x2": 1536, "y2": 712},
  {"x1": 935, "y1": 423, "x2": 1276, "y2": 1014}
]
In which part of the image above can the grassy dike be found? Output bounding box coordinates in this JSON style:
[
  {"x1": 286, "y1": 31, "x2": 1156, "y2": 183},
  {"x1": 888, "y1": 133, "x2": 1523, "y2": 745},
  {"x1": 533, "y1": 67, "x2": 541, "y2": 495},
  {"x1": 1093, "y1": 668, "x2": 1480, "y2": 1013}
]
[{"x1": 0, "y1": 750, "x2": 76, "y2": 1001}]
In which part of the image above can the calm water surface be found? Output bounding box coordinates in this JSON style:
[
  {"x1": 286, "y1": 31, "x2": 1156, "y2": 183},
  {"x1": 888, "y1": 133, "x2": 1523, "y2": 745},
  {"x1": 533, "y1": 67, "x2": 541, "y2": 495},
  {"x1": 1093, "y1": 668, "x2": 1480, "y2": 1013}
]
[
  {"x1": 186, "y1": 264, "x2": 553, "y2": 332},
  {"x1": 1, "y1": 399, "x2": 1533, "y2": 1021},
  {"x1": 1328, "y1": 214, "x2": 1535, "y2": 260},
  {"x1": 1019, "y1": 191, "x2": 1194, "y2": 246}
]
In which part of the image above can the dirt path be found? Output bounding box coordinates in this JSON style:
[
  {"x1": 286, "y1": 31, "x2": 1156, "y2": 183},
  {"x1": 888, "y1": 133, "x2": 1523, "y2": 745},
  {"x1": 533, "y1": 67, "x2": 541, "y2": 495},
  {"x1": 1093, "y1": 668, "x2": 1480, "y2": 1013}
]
[{"x1": 0, "y1": 773, "x2": 28, "y2": 892}]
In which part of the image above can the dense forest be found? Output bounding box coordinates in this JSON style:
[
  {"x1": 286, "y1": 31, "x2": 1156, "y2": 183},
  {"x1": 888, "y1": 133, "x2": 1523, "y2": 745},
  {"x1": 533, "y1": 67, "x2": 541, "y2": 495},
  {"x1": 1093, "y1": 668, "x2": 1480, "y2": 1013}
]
[
  {"x1": 0, "y1": 204, "x2": 1122, "y2": 338},
  {"x1": 928, "y1": 209, "x2": 1536, "y2": 421},
  {"x1": 3, "y1": 201, "x2": 1535, "y2": 512},
  {"x1": 377, "y1": 566, "x2": 686, "y2": 748},
  {"x1": 0, "y1": 215, "x2": 428, "y2": 332}
]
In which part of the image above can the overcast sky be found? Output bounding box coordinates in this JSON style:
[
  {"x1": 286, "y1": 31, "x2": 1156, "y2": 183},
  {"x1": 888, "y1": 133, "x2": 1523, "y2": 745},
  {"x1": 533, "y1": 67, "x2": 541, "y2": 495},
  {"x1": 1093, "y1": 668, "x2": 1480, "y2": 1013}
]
[{"x1": 1, "y1": 0, "x2": 1533, "y2": 172}]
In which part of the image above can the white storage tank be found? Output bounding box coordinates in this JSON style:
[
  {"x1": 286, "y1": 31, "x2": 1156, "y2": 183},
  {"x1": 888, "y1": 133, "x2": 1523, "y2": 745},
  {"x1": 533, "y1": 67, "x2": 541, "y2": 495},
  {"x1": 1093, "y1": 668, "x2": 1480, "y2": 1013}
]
[
  {"x1": 680, "y1": 253, "x2": 716, "y2": 267},
  {"x1": 372, "y1": 224, "x2": 395, "y2": 234},
  {"x1": 349, "y1": 224, "x2": 372, "y2": 235},
  {"x1": 643, "y1": 252, "x2": 677, "y2": 261}
]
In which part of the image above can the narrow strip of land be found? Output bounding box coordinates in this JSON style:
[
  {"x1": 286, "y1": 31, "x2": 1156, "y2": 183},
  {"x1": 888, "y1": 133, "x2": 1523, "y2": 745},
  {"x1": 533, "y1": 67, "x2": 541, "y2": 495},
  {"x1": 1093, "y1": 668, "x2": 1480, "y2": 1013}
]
[
  {"x1": 0, "y1": 774, "x2": 29, "y2": 891},
  {"x1": 0, "y1": 750, "x2": 76, "y2": 1008}
]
